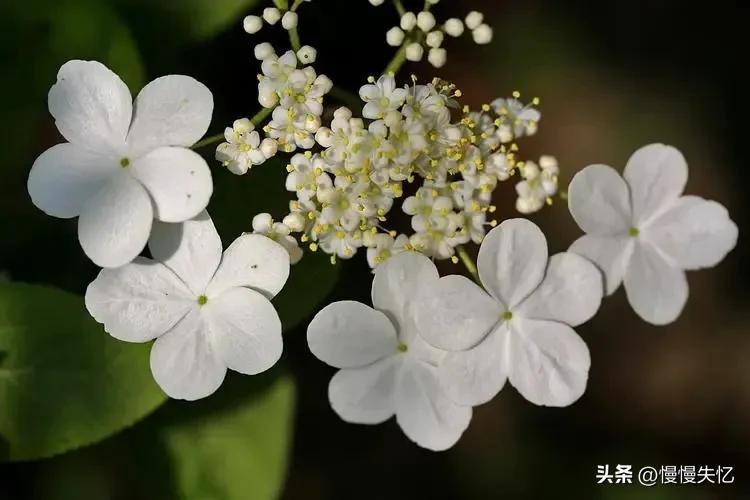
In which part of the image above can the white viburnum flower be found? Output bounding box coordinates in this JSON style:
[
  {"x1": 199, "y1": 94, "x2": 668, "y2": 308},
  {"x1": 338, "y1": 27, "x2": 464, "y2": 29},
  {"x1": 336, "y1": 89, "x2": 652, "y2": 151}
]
[
  {"x1": 85, "y1": 211, "x2": 290, "y2": 400},
  {"x1": 27, "y1": 60, "x2": 214, "y2": 268},
  {"x1": 306, "y1": 252, "x2": 472, "y2": 451},
  {"x1": 568, "y1": 143, "x2": 738, "y2": 325},
  {"x1": 415, "y1": 218, "x2": 603, "y2": 407},
  {"x1": 359, "y1": 74, "x2": 408, "y2": 120},
  {"x1": 251, "y1": 213, "x2": 304, "y2": 264},
  {"x1": 215, "y1": 118, "x2": 277, "y2": 175}
]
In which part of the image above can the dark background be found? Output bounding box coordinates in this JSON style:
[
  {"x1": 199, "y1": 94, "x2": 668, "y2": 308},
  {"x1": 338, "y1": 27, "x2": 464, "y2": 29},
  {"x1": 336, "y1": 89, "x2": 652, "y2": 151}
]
[{"x1": 1, "y1": 0, "x2": 748, "y2": 498}]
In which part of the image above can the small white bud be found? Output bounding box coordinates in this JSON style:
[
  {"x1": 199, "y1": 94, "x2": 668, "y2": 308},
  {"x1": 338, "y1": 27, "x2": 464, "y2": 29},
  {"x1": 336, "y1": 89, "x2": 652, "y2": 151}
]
[
  {"x1": 427, "y1": 48, "x2": 448, "y2": 68},
  {"x1": 426, "y1": 30, "x2": 444, "y2": 48},
  {"x1": 400, "y1": 12, "x2": 417, "y2": 31},
  {"x1": 416, "y1": 11, "x2": 436, "y2": 32},
  {"x1": 254, "y1": 42, "x2": 275, "y2": 60},
  {"x1": 243, "y1": 15, "x2": 263, "y2": 34},
  {"x1": 405, "y1": 42, "x2": 424, "y2": 61},
  {"x1": 540, "y1": 155, "x2": 558, "y2": 172},
  {"x1": 297, "y1": 45, "x2": 317, "y2": 63},
  {"x1": 472, "y1": 24, "x2": 493, "y2": 44},
  {"x1": 263, "y1": 7, "x2": 281, "y2": 25},
  {"x1": 427, "y1": 47, "x2": 447, "y2": 68},
  {"x1": 281, "y1": 11, "x2": 298, "y2": 30},
  {"x1": 260, "y1": 138, "x2": 278, "y2": 158},
  {"x1": 465, "y1": 10, "x2": 483, "y2": 30},
  {"x1": 444, "y1": 18, "x2": 464, "y2": 37},
  {"x1": 368, "y1": 0, "x2": 385, "y2": 5},
  {"x1": 386, "y1": 26, "x2": 405, "y2": 46},
  {"x1": 283, "y1": 213, "x2": 305, "y2": 232}
]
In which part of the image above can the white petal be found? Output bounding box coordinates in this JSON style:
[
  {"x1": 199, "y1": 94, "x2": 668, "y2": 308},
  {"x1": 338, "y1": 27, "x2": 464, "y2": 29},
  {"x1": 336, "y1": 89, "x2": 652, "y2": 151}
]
[
  {"x1": 206, "y1": 287, "x2": 282, "y2": 375},
  {"x1": 131, "y1": 147, "x2": 213, "y2": 223},
  {"x1": 414, "y1": 274, "x2": 500, "y2": 351},
  {"x1": 371, "y1": 252, "x2": 439, "y2": 333},
  {"x1": 508, "y1": 319, "x2": 590, "y2": 407},
  {"x1": 645, "y1": 195, "x2": 738, "y2": 270},
  {"x1": 85, "y1": 257, "x2": 193, "y2": 342},
  {"x1": 328, "y1": 357, "x2": 398, "y2": 425},
  {"x1": 518, "y1": 253, "x2": 603, "y2": 326},
  {"x1": 206, "y1": 234, "x2": 290, "y2": 299},
  {"x1": 568, "y1": 234, "x2": 633, "y2": 296},
  {"x1": 438, "y1": 325, "x2": 508, "y2": 406},
  {"x1": 77, "y1": 172, "x2": 153, "y2": 268},
  {"x1": 624, "y1": 241, "x2": 688, "y2": 325},
  {"x1": 623, "y1": 143, "x2": 687, "y2": 224},
  {"x1": 307, "y1": 301, "x2": 399, "y2": 369},
  {"x1": 28, "y1": 143, "x2": 117, "y2": 218},
  {"x1": 477, "y1": 219, "x2": 547, "y2": 308},
  {"x1": 149, "y1": 309, "x2": 227, "y2": 401},
  {"x1": 395, "y1": 360, "x2": 472, "y2": 451},
  {"x1": 48, "y1": 60, "x2": 132, "y2": 155},
  {"x1": 568, "y1": 164, "x2": 632, "y2": 235},
  {"x1": 126, "y1": 75, "x2": 213, "y2": 156},
  {"x1": 148, "y1": 212, "x2": 223, "y2": 295}
]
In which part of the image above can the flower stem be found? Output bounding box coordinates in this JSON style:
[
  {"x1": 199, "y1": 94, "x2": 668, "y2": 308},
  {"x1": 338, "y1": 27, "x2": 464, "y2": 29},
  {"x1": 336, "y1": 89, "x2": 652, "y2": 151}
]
[
  {"x1": 393, "y1": 0, "x2": 406, "y2": 17},
  {"x1": 457, "y1": 245, "x2": 481, "y2": 284},
  {"x1": 192, "y1": 107, "x2": 273, "y2": 150},
  {"x1": 289, "y1": 28, "x2": 301, "y2": 52},
  {"x1": 384, "y1": 42, "x2": 408, "y2": 76}
]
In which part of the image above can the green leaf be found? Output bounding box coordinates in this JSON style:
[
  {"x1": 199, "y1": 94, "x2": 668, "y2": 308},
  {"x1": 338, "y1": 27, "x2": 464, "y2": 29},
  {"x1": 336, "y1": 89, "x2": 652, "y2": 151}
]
[
  {"x1": 0, "y1": 283, "x2": 166, "y2": 462},
  {"x1": 160, "y1": 374, "x2": 295, "y2": 500}
]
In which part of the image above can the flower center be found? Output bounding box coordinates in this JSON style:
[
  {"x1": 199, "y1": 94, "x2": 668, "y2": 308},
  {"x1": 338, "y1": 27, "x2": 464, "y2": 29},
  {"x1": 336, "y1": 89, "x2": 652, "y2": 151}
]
[
  {"x1": 397, "y1": 342, "x2": 408, "y2": 353},
  {"x1": 628, "y1": 226, "x2": 640, "y2": 237},
  {"x1": 502, "y1": 310, "x2": 513, "y2": 321},
  {"x1": 119, "y1": 157, "x2": 130, "y2": 168},
  {"x1": 197, "y1": 295, "x2": 208, "y2": 306}
]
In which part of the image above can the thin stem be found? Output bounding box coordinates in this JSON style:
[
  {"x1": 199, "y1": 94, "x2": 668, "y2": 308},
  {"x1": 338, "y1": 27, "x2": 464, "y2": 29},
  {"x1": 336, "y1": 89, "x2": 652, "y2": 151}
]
[
  {"x1": 393, "y1": 0, "x2": 406, "y2": 17},
  {"x1": 289, "y1": 27, "x2": 301, "y2": 52},
  {"x1": 290, "y1": 0, "x2": 304, "y2": 10},
  {"x1": 329, "y1": 85, "x2": 362, "y2": 111},
  {"x1": 192, "y1": 107, "x2": 273, "y2": 150},
  {"x1": 457, "y1": 245, "x2": 481, "y2": 284},
  {"x1": 384, "y1": 42, "x2": 408, "y2": 76}
]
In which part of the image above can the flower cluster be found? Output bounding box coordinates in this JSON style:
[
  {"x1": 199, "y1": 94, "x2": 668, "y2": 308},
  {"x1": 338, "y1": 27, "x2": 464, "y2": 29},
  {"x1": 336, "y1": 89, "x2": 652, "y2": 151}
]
[{"x1": 274, "y1": 74, "x2": 550, "y2": 268}]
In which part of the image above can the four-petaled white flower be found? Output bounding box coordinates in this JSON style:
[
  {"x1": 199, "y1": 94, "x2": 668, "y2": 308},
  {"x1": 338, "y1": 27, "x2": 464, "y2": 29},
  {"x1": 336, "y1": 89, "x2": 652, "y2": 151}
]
[
  {"x1": 359, "y1": 74, "x2": 408, "y2": 120},
  {"x1": 568, "y1": 143, "x2": 738, "y2": 325},
  {"x1": 85, "y1": 211, "x2": 290, "y2": 401},
  {"x1": 415, "y1": 219, "x2": 602, "y2": 407},
  {"x1": 307, "y1": 252, "x2": 472, "y2": 451},
  {"x1": 28, "y1": 60, "x2": 214, "y2": 268}
]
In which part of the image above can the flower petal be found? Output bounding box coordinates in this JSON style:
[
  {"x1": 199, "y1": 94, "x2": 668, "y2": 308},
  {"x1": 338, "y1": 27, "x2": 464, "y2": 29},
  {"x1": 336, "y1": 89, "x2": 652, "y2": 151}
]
[
  {"x1": 437, "y1": 325, "x2": 509, "y2": 406},
  {"x1": 206, "y1": 287, "x2": 282, "y2": 375},
  {"x1": 85, "y1": 257, "x2": 193, "y2": 342},
  {"x1": 568, "y1": 164, "x2": 632, "y2": 235},
  {"x1": 518, "y1": 252, "x2": 603, "y2": 326},
  {"x1": 477, "y1": 219, "x2": 547, "y2": 308},
  {"x1": 624, "y1": 241, "x2": 688, "y2": 325},
  {"x1": 77, "y1": 172, "x2": 153, "y2": 268},
  {"x1": 307, "y1": 301, "x2": 399, "y2": 369},
  {"x1": 395, "y1": 360, "x2": 472, "y2": 451},
  {"x1": 48, "y1": 60, "x2": 132, "y2": 155},
  {"x1": 148, "y1": 212, "x2": 223, "y2": 296},
  {"x1": 328, "y1": 357, "x2": 398, "y2": 425},
  {"x1": 130, "y1": 147, "x2": 213, "y2": 223},
  {"x1": 645, "y1": 195, "x2": 738, "y2": 270},
  {"x1": 568, "y1": 234, "x2": 633, "y2": 296},
  {"x1": 623, "y1": 143, "x2": 687, "y2": 224},
  {"x1": 508, "y1": 319, "x2": 590, "y2": 407},
  {"x1": 206, "y1": 234, "x2": 290, "y2": 299},
  {"x1": 414, "y1": 274, "x2": 500, "y2": 351},
  {"x1": 126, "y1": 75, "x2": 213, "y2": 156},
  {"x1": 28, "y1": 143, "x2": 117, "y2": 218},
  {"x1": 149, "y1": 309, "x2": 227, "y2": 401},
  {"x1": 371, "y1": 252, "x2": 439, "y2": 333}
]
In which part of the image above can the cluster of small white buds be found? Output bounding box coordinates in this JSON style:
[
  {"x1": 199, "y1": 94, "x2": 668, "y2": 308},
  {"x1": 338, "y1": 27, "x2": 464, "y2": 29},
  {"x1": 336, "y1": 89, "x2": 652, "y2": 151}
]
[
  {"x1": 243, "y1": 3, "x2": 309, "y2": 34},
  {"x1": 515, "y1": 155, "x2": 559, "y2": 214},
  {"x1": 464, "y1": 11, "x2": 493, "y2": 45},
  {"x1": 250, "y1": 213, "x2": 304, "y2": 264},
  {"x1": 215, "y1": 118, "x2": 278, "y2": 175}
]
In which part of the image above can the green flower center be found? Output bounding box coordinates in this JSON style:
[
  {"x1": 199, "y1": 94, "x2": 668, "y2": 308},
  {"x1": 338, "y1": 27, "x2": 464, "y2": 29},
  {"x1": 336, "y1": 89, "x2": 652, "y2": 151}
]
[
  {"x1": 197, "y1": 295, "x2": 208, "y2": 306},
  {"x1": 502, "y1": 310, "x2": 513, "y2": 321},
  {"x1": 119, "y1": 157, "x2": 130, "y2": 168},
  {"x1": 397, "y1": 342, "x2": 408, "y2": 353},
  {"x1": 628, "y1": 226, "x2": 640, "y2": 237}
]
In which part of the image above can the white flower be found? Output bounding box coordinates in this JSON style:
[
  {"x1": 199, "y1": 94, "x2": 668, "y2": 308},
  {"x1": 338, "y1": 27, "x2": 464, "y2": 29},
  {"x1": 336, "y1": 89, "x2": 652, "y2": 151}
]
[
  {"x1": 415, "y1": 219, "x2": 602, "y2": 407},
  {"x1": 306, "y1": 252, "x2": 472, "y2": 451},
  {"x1": 85, "y1": 212, "x2": 290, "y2": 400},
  {"x1": 366, "y1": 232, "x2": 410, "y2": 268},
  {"x1": 296, "y1": 45, "x2": 317, "y2": 64},
  {"x1": 359, "y1": 74, "x2": 408, "y2": 120},
  {"x1": 491, "y1": 97, "x2": 540, "y2": 140},
  {"x1": 28, "y1": 60, "x2": 213, "y2": 268},
  {"x1": 251, "y1": 213, "x2": 303, "y2": 264},
  {"x1": 216, "y1": 118, "x2": 276, "y2": 175},
  {"x1": 568, "y1": 143, "x2": 738, "y2": 324}
]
